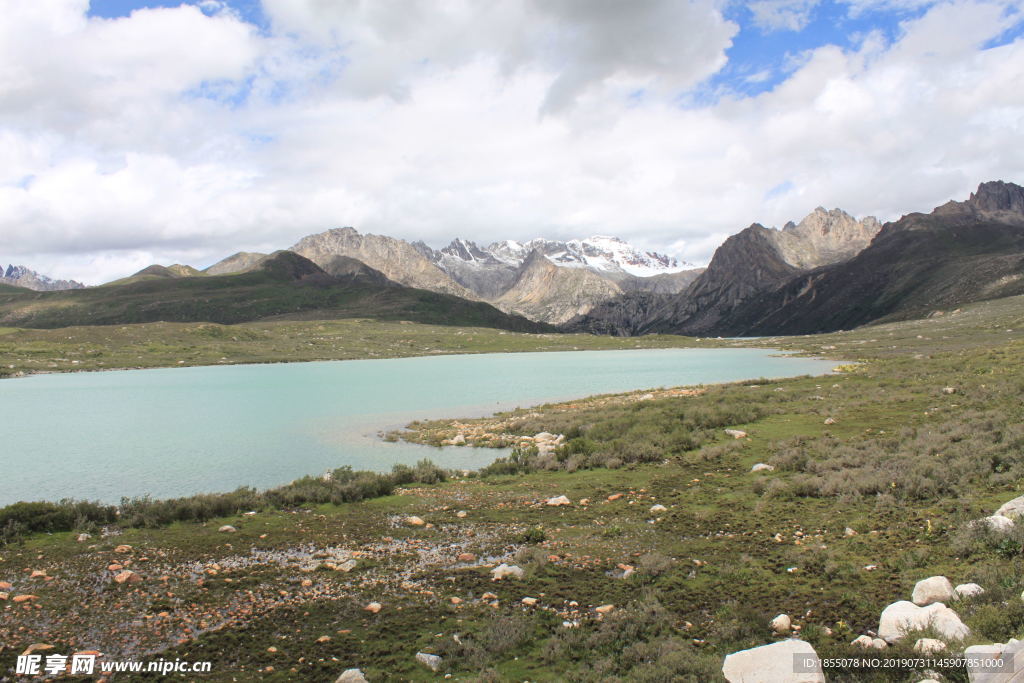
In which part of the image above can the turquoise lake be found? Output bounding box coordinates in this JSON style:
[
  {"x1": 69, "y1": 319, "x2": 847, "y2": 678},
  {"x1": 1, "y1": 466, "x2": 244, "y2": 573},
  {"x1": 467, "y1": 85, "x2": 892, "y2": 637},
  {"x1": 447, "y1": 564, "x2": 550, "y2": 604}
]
[{"x1": 0, "y1": 349, "x2": 837, "y2": 505}]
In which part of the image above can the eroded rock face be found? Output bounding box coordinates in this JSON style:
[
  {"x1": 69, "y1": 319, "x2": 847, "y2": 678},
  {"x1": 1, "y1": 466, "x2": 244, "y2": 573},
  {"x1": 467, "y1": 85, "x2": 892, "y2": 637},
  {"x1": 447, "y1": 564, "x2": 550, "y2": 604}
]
[
  {"x1": 722, "y1": 639, "x2": 825, "y2": 683},
  {"x1": 771, "y1": 208, "x2": 882, "y2": 270}
]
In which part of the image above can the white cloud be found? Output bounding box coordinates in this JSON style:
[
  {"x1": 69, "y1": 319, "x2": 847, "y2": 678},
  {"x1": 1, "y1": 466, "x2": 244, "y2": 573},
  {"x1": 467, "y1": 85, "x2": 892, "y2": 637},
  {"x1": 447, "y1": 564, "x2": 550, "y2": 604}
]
[
  {"x1": 749, "y1": 0, "x2": 821, "y2": 32},
  {"x1": 0, "y1": 0, "x2": 1022, "y2": 284}
]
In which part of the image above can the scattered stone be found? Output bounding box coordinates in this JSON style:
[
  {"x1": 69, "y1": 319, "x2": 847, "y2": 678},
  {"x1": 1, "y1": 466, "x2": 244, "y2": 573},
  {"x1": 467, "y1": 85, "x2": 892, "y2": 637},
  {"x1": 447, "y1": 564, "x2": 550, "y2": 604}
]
[
  {"x1": 851, "y1": 635, "x2": 874, "y2": 649},
  {"x1": 415, "y1": 652, "x2": 442, "y2": 672},
  {"x1": 490, "y1": 564, "x2": 524, "y2": 580},
  {"x1": 878, "y1": 601, "x2": 971, "y2": 643},
  {"x1": 751, "y1": 463, "x2": 775, "y2": 472},
  {"x1": 405, "y1": 516, "x2": 426, "y2": 526},
  {"x1": 29, "y1": 570, "x2": 46, "y2": 579},
  {"x1": 844, "y1": 527, "x2": 858, "y2": 537},
  {"x1": 607, "y1": 493, "x2": 623, "y2": 502},
  {"x1": 335, "y1": 559, "x2": 358, "y2": 573},
  {"x1": 954, "y1": 583, "x2": 985, "y2": 600},
  {"x1": 650, "y1": 504, "x2": 667, "y2": 513},
  {"x1": 595, "y1": 604, "x2": 615, "y2": 614},
  {"x1": 942, "y1": 387, "x2": 957, "y2": 394},
  {"x1": 481, "y1": 592, "x2": 497, "y2": 600},
  {"x1": 317, "y1": 636, "x2": 331, "y2": 643},
  {"x1": 218, "y1": 525, "x2": 236, "y2": 533},
  {"x1": 912, "y1": 576, "x2": 956, "y2": 606},
  {"x1": 114, "y1": 544, "x2": 132, "y2": 553},
  {"x1": 457, "y1": 553, "x2": 477, "y2": 563},
  {"x1": 824, "y1": 417, "x2": 837, "y2": 425},
  {"x1": 0, "y1": 581, "x2": 11, "y2": 590},
  {"x1": 872, "y1": 638, "x2": 888, "y2": 650},
  {"x1": 113, "y1": 570, "x2": 142, "y2": 584},
  {"x1": 770, "y1": 614, "x2": 792, "y2": 634},
  {"x1": 455, "y1": 510, "x2": 468, "y2": 518},
  {"x1": 449, "y1": 597, "x2": 462, "y2": 605},
  {"x1": 21, "y1": 643, "x2": 54, "y2": 657},
  {"x1": 914, "y1": 638, "x2": 946, "y2": 655},
  {"x1": 0, "y1": 592, "x2": 8, "y2": 601},
  {"x1": 76, "y1": 533, "x2": 91, "y2": 542},
  {"x1": 521, "y1": 597, "x2": 538, "y2": 606},
  {"x1": 451, "y1": 434, "x2": 466, "y2": 445},
  {"x1": 722, "y1": 640, "x2": 825, "y2": 683},
  {"x1": 364, "y1": 602, "x2": 382, "y2": 614},
  {"x1": 725, "y1": 429, "x2": 748, "y2": 439},
  {"x1": 335, "y1": 669, "x2": 369, "y2": 683},
  {"x1": 12, "y1": 594, "x2": 37, "y2": 603},
  {"x1": 546, "y1": 495, "x2": 571, "y2": 506}
]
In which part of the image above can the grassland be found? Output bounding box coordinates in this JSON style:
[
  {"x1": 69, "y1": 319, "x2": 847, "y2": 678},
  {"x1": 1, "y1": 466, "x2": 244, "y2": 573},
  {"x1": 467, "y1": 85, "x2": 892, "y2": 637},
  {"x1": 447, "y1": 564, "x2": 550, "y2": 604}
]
[
  {"x1": 1, "y1": 296, "x2": 1023, "y2": 681},
  {"x1": 0, "y1": 318, "x2": 712, "y2": 377}
]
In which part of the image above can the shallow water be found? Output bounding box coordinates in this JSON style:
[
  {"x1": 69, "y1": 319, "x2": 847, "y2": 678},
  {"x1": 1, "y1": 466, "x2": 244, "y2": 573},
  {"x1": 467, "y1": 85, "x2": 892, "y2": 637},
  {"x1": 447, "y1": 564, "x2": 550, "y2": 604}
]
[{"x1": 0, "y1": 348, "x2": 835, "y2": 504}]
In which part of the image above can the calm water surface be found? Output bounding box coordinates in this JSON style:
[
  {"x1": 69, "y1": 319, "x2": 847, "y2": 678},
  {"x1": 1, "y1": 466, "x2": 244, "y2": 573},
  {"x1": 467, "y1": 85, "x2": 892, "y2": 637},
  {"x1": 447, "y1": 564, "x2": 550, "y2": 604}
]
[{"x1": 0, "y1": 349, "x2": 836, "y2": 505}]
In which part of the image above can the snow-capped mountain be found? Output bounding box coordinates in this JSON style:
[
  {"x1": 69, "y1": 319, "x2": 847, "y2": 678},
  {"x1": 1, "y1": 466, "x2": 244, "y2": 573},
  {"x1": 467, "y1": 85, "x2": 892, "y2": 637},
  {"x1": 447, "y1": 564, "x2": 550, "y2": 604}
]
[
  {"x1": 1, "y1": 265, "x2": 85, "y2": 291},
  {"x1": 483, "y1": 236, "x2": 692, "y2": 278}
]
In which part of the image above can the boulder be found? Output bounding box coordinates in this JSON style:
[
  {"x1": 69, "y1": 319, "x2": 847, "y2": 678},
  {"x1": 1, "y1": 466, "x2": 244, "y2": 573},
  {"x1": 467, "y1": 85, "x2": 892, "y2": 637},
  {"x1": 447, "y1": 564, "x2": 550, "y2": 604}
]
[
  {"x1": 725, "y1": 429, "x2": 748, "y2": 439},
  {"x1": 872, "y1": 638, "x2": 888, "y2": 650},
  {"x1": 996, "y1": 496, "x2": 1024, "y2": 520},
  {"x1": 113, "y1": 570, "x2": 142, "y2": 584},
  {"x1": 965, "y1": 639, "x2": 1024, "y2": 682},
  {"x1": 878, "y1": 601, "x2": 971, "y2": 643},
  {"x1": 851, "y1": 635, "x2": 874, "y2": 649},
  {"x1": 722, "y1": 640, "x2": 825, "y2": 683},
  {"x1": 455, "y1": 510, "x2": 468, "y2": 518},
  {"x1": 650, "y1": 504, "x2": 667, "y2": 513},
  {"x1": 824, "y1": 417, "x2": 837, "y2": 425},
  {"x1": 0, "y1": 581, "x2": 11, "y2": 590},
  {"x1": 364, "y1": 602, "x2": 382, "y2": 614},
  {"x1": 942, "y1": 387, "x2": 957, "y2": 394},
  {"x1": 415, "y1": 652, "x2": 442, "y2": 672},
  {"x1": 405, "y1": 516, "x2": 425, "y2": 526},
  {"x1": 975, "y1": 515, "x2": 1016, "y2": 533},
  {"x1": 521, "y1": 597, "x2": 538, "y2": 606},
  {"x1": 912, "y1": 576, "x2": 955, "y2": 606},
  {"x1": 955, "y1": 583, "x2": 985, "y2": 600},
  {"x1": 546, "y1": 495, "x2": 571, "y2": 506},
  {"x1": 457, "y1": 553, "x2": 477, "y2": 563},
  {"x1": 76, "y1": 533, "x2": 91, "y2": 542},
  {"x1": 114, "y1": 544, "x2": 132, "y2": 553},
  {"x1": 770, "y1": 614, "x2": 792, "y2": 634},
  {"x1": 914, "y1": 638, "x2": 947, "y2": 654},
  {"x1": 595, "y1": 604, "x2": 615, "y2": 614},
  {"x1": 335, "y1": 669, "x2": 369, "y2": 683},
  {"x1": 490, "y1": 564, "x2": 524, "y2": 580},
  {"x1": 218, "y1": 525, "x2": 236, "y2": 533},
  {"x1": 751, "y1": 463, "x2": 775, "y2": 472}
]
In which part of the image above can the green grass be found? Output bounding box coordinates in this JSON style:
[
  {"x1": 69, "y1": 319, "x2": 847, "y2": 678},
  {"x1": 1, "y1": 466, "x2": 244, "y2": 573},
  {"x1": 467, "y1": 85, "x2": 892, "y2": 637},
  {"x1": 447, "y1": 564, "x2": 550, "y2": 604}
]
[{"x1": 1, "y1": 295, "x2": 1024, "y2": 680}]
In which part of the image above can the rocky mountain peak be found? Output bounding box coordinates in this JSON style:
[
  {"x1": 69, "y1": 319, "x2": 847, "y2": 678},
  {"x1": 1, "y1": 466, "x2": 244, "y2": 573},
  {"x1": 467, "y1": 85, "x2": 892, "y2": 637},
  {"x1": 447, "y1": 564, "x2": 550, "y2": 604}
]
[
  {"x1": 771, "y1": 207, "x2": 881, "y2": 270},
  {"x1": 1, "y1": 264, "x2": 85, "y2": 291},
  {"x1": 967, "y1": 180, "x2": 1024, "y2": 214}
]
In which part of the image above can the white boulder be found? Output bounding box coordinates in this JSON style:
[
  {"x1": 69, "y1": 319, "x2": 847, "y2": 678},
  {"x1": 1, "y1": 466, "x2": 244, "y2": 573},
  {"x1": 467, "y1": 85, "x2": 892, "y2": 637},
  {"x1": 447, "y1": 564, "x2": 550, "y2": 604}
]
[
  {"x1": 751, "y1": 463, "x2": 775, "y2": 472},
  {"x1": 914, "y1": 638, "x2": 947, "y2": 654},
  {"x1": 725, "y1": 429, "x2": 748, "y2": 439},
  {"x1": 996, "y1": 496, "x2": 1024, "y2": 519},
  {"x1": 912, "y1": 576, "x2": 955, "y2": 606},
  {"x1": 975, "y1": 515, "x2": 1016, "y2": 533},
  {"x1": 770, "y1": 614, "x2": 792, "y2": 634},
  {"x1": 218, "y1": 525, "x2": 236, "y2": 533},
  {"x1": 415, "y1": 652, "x2": 442, "y2": 672},
  {"x1": 546, "y1": 495, "x2": 571, "y2": 506},
  {"x1": 650, "y1": 504, "x2": 667, "y2": 513},
  {"x1": 335, "y1": 669, "x2": 369, "y2": 682},
  {"x1": 851, "y1": 635, "x2": 874, "y2": 649},
  {"x1": 722, "y1": 640, "x2": 824, "y2": 683},
  {"x1": 490, "y1": 564, "x2": 524, "y2": 580},
  {"x1": 955, "y1": 583, "x2": 986, "y2": 600},
  {"x1": 965, "y1": 639, "x2": 1023, "y2": 683},
  {"x1": 878, "y1": 601, "x2": 971, "y2": 643}
]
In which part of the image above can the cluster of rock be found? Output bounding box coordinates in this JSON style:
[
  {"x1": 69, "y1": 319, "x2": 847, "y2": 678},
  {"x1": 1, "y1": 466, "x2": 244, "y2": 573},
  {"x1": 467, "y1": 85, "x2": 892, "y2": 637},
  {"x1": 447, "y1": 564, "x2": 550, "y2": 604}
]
[{"x1": 972, "y1": 493, "x2": 1024, "y2": 533}]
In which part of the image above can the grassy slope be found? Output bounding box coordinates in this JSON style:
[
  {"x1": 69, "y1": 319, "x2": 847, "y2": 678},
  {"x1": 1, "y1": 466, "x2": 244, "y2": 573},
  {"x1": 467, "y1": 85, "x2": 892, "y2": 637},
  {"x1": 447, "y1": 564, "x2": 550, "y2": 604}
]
[
  {"x1": 0, "y1": 296, "x2": 1023, "y2": 680},
  {"x1": 0, "y1": 266, "x2": 550, "y2": 333}
]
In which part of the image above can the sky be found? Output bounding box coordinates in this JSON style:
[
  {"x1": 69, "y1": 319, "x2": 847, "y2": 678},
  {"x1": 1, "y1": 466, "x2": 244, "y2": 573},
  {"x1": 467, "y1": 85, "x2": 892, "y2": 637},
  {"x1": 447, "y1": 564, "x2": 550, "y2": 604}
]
[{"x1": 1, "y1": 0, "x2": 1023, "y2": 284}]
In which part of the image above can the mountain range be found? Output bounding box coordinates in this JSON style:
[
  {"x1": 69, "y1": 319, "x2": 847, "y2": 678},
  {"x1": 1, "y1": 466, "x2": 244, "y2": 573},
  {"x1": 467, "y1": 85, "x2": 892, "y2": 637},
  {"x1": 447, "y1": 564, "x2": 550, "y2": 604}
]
[
  {"x1": 1, "y1": 265, "x2": 85, "y2": 291},
  {"x1": 2, "y1": 180, "x2": 1022, "y2": 336}
]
